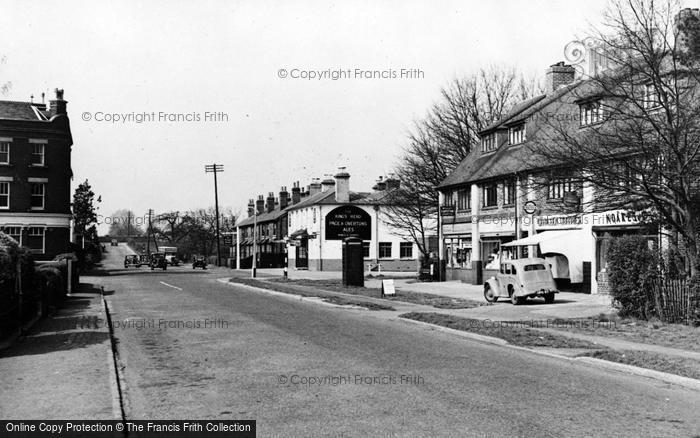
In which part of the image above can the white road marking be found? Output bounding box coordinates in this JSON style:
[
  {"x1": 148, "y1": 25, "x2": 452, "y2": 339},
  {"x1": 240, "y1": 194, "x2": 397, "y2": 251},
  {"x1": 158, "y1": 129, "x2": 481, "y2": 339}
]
[{"x1": 159, "y1": 281, "x2": 182, "y2": 291}]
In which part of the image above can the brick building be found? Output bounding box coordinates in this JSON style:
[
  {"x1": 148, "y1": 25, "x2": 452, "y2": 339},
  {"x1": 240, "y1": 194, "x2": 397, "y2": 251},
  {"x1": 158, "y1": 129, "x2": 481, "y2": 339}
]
[
  {"x1": 234, "y1": 187, "x2": 293, "y2": 269},
  {"x1": 0, "y1": 89, "x2": 73, "y2": 260}
]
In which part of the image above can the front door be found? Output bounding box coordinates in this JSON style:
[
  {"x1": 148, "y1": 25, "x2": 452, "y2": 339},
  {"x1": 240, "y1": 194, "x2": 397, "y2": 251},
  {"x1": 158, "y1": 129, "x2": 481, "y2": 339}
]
[{"x1": 295, "y1": 238, "x2": 308, "y2": 269}]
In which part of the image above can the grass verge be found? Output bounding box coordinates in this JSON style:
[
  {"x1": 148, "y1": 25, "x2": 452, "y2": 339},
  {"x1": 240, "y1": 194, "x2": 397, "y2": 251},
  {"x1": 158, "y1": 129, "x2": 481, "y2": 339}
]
[
  {"x1": 266, "y1": 278, "x2": 484, "y2": 309},
  {"x1": 578, "y1": 350, "x2": 700, "y2": 380},
  {"x1": 544, "y1": 314, "x2": 700, "y2": 353},
  {"x1": 399, "y1": 312, "x2": 599, "y2": 348},
  {"x1": 228, "y1": 277, "x2": 395, "y2": 311}
]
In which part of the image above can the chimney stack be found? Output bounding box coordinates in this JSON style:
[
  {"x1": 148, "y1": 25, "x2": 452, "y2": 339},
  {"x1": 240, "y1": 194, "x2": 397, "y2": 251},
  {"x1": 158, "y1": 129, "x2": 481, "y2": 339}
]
[
  {"x1": 266, "y1": 192, "x2": 275, "y2": 213},
  {"x1": 385, "y1": 174, "x2": 400, "y2": 190},
  {"x1": 321, "y1": 176, "x2": 335, "y2": 193},
  {"x1": 676, "y1": 8, "x2": 700, "y2": 62},
  {"x1": 49, "y1": 88, "x2": 67, "y2": 117},
  {"x1": 373, "y1": 176, "x2": 386, "y2": 191},
  {"x1": 256, "y1": 195, "x2": 265, "y2": 215},
  {"x1": 279, "y1": 186, "x2": 289, "y2": 210},
  {"x1": 334, "y1": 168, "x2": 350, "y2": 203},
  {"x1": 247, "y1": 198, "x2": 255, "y2": 217},
  {"x1": 309, "y1": 178, "x2": 322, "y2": 196},
  {"x1": 291, "y1": 181, "x2": 301, "y2": 204},
  {"x1": 545, "y1": 62, "x2": 575, "y2": 94}
]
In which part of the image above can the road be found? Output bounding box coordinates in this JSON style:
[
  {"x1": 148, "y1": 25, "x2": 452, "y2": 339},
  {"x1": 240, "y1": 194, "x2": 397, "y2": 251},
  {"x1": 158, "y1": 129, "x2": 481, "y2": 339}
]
[{"x1": 94, "y1": 244, "x2": 700, "y2": 437}]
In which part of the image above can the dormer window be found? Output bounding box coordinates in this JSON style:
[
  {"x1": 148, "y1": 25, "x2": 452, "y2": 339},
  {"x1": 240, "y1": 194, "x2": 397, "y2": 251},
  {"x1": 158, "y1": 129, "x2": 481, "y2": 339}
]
[
  {"x1": 481, "y1": 133, "x2": 496, "y2": 153},
  {"x1": 580, "y1": 100, "x2": 603, "y2": 126},
  {"x1": 508, "y1": 124, "x2": 526, "y2": 145}
]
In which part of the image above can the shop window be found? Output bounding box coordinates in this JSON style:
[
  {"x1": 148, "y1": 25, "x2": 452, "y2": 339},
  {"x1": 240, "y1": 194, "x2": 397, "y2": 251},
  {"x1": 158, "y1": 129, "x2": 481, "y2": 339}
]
[
  {"x1": 400, "y1": 242, "x2": 413, "y2": 259},
  {"x1": 446, "y1": 238, "x2": 472, "y2": 268},
  {"x1": 379, "y1": 242, "x2": 392, "y2": 258},
  {"x1": 483, "y1": 241, "x2": 501, "y2": 269},
  {"x1": 483, "y1": 183, "x2": 497, "y2": 207},
  {"x1": 457, "y1": 188, "x2": 470, "y2": 211}
]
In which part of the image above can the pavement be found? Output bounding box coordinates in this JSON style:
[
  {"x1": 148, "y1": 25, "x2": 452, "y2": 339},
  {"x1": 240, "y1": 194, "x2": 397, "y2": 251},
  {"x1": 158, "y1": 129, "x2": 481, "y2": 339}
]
[{"x1": 0, "y1": 284, "x2": 119, "y2": 420}]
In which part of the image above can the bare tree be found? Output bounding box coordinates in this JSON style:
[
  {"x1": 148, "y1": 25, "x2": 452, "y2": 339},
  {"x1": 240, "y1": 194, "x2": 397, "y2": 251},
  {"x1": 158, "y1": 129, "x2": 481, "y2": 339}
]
[
  {"x1": 107, "y1": 209, "x2": 145, "y2": 237},
  {"x1": 0, "y1": 55, "x2": 11, "y2": 96},
  {"x1": 384, "y1": 66, "x2": 543, "y2": 259},
  {"x1": 528, "y1": 0, "x2": 700, "y2": 281}
]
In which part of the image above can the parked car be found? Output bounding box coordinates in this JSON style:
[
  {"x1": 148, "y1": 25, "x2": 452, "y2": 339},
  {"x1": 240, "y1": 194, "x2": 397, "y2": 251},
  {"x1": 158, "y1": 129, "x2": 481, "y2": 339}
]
[
  {"x1": 149, "y1": 253, "x2": 168, "y2": 271},
  {"x1": 192, "y1": 256, "x2": 208, "y2": 270},
  {"x1": 483, "y1": 257, "x2": 558, "y2": 305},
  {"x1": 111, "y1": 239, "x2": 118, "y2": 247},
  {"x1": 124, "y1": 255, "x2": 141, "y2": 268},
  {"x1": 165, "y1": 254, "x2": 180, "y2": 266},
  {"x1": 138, "y1": 254, "x2": 150, "y2": 266}
]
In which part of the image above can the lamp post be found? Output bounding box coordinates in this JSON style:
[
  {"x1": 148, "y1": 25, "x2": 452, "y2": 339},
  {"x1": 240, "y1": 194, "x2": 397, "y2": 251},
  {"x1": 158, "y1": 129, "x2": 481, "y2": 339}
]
[{"x1": 205, "y1": 164, "x2": 224, "y2": 266}]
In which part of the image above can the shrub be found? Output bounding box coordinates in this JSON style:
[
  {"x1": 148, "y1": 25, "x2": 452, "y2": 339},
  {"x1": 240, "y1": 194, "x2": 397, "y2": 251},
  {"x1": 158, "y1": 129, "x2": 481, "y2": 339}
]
[{"x1": 607, "y1": 235, "x2": 659, "y2": 319}]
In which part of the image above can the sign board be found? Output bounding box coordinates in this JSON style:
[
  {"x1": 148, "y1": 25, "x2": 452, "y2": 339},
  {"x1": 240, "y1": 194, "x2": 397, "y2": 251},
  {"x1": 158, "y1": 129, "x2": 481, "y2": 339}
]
[
  {"x1": 381, "y1": 279, "x2": 396, "y2": 296},
  {"x1": 325, "y1": 205, "x2": 372, "y2": 240},
  {"x1": 440, "y1": 205, "x2": 456, "y2": 216},
  {"x1": 223, "y1": 235, "x2": 233, "y2": 245},
  {"x1": 523, "y1": 201, "x2": 537, "y2": 215}
]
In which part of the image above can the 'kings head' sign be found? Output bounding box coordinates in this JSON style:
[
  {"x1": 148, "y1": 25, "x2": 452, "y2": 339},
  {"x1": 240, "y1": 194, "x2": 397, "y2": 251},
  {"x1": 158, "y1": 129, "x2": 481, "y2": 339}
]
[{"x1": 325, "y1": 205, "x2": 371, "y2": 240}]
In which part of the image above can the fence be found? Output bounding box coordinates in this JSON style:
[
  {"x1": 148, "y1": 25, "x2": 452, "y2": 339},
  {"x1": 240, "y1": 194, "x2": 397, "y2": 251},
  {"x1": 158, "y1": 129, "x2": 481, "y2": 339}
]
[{"x1": 650, "y1": 278, "x2": 698, "y2": 324}]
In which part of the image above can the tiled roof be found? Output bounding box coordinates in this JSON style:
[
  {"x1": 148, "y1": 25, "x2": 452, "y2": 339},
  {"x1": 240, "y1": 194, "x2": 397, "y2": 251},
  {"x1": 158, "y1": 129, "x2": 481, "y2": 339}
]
[
  {"x1": 237, "y1": 206, "x2": 288, "y2": 227},
  {"x1": 440, "y1": 81, "x2": 585, "y2": 188},
  {"x1": 0, "y1": 101, "x2": 47, "y2": 121},
  {"x1": 480, "y1": 94, "x2": 547, "y2": 133}
]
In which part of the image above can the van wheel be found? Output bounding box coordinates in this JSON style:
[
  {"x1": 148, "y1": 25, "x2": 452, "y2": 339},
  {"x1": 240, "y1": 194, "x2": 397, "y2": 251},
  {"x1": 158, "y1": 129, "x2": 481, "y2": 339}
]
[
  {"x1": 544, "y1": 293, "x2": 555, "y2": 304},
  {"x1": 510, "y1": 286, "x2": 523, "y2": 305},
  {"x1": 484, "y1": 284, "x2": 497, "y2": 303}
]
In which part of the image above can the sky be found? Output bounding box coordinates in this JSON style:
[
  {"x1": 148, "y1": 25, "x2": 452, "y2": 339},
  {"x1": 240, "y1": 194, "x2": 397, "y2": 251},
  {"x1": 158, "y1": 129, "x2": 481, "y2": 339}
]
[{"x1": 2, "y1": 0, "x2": 691, "y2": 232}]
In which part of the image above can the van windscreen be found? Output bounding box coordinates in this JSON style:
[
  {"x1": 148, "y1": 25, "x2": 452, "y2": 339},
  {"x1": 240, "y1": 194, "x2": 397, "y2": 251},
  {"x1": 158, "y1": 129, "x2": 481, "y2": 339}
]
[{"x1": 524, "y1": 264, "x2": 546, "y2": 271}]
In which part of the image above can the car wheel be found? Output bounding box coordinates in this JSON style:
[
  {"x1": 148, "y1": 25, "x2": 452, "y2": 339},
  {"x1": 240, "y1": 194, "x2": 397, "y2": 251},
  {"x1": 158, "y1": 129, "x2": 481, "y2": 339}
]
[
  {"x1": 544, "y1": 293, "x2": 555, "y2": 304},
  {"x1": 484, "y1": 284, "x2": 497, "y2": 303}
]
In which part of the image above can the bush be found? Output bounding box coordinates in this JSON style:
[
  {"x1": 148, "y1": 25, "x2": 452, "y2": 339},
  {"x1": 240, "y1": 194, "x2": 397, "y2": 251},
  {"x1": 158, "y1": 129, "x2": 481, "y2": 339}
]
[{"x1": 607, "y1": 235, "x2": 659, "y2": 319}]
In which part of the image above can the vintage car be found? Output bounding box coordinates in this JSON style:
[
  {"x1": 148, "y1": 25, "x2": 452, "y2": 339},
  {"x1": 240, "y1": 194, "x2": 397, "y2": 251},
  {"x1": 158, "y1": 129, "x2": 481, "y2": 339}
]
[
  {"x1": 483, "y1": 258, "x2": 558, "y2": 305},
  {"x1": 149, "y1": 253, "x2": 168, "y2": 271},
  {"x1": 110, "y1": 238, "x2": 118, "y2": 247},
  {"x1": 138, "y1": 254, "x2": 150, "y2": 266},
  {"x1": 192, "y1": 256, "x2": 208, "y2": 270},
  {"x1": 124, "y1": 255, "x2": 141, "y2": 268}
]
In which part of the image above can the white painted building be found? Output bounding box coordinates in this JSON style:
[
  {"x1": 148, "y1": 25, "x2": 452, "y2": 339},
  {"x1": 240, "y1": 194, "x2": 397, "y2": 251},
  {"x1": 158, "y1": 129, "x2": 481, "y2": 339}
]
[{"x1": 286, "y1": 172, "x2": 422, "y2": 272}]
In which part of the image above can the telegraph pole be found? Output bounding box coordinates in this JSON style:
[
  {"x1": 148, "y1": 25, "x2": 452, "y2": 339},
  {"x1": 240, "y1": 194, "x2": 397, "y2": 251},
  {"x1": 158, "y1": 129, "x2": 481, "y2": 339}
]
[{"x1": 205, "y1": 164, "x2": 224, "y2": 266}]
